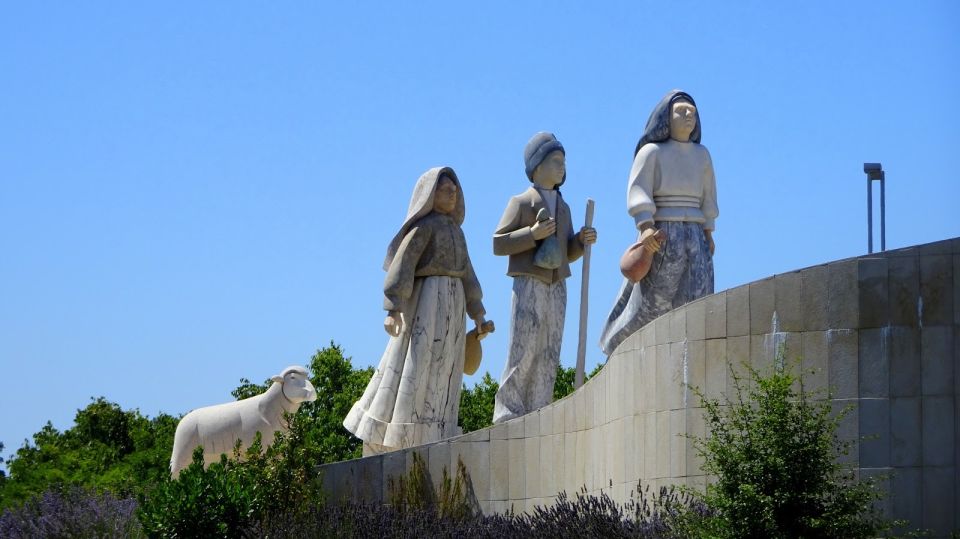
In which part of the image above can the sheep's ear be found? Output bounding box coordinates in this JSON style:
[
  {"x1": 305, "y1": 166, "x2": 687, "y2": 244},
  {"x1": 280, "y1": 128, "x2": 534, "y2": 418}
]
[{"x1": 270, "y1": 375, "x2": 283, "y2": 383}]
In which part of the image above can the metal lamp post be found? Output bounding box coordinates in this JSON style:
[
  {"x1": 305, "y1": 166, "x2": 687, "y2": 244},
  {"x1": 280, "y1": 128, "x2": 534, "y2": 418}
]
[{"x1": 864, "y1": 162, "x2": 885, "y2": 253}]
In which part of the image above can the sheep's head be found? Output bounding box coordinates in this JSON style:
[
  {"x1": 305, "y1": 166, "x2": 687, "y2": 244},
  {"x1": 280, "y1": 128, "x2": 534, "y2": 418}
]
[{"x1": 273, "y1": 365, "x2": 318, "y2": 403}]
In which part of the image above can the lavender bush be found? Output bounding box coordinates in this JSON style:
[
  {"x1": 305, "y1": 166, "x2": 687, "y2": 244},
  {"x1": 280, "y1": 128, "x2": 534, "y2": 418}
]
[
  {"x1": 0, "y1": 486, "x2": 143, "y2": 538},
  {"x1": 251, "y1": 482, "x2": 708, "y2": 538}
]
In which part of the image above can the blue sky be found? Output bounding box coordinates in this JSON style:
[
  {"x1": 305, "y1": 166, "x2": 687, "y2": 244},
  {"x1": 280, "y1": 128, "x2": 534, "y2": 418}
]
[{"x1": 2, "y1": 2, "x2": 958, "y2": 464}]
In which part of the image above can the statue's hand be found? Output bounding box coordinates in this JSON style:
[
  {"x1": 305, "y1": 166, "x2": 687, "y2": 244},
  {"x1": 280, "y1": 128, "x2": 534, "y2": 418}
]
[
  {"x1": 384, "y1": 311, "x2": 404, "y2": 336},
  {"x1": 705, "y1": 230, "x2": 715, "y2": 256},
  {"x1": 578, "y1": 226, "x2": 597, "y2": 245},
  {"x1": 474, "y1": 317, "x2": 495, "y2": 340},
  {"x1": 640, "y1": 227, "x2": 663, "y2": 253},
  {"x1": 530, "y1": 217, "x2": 557, "y2": 240}
]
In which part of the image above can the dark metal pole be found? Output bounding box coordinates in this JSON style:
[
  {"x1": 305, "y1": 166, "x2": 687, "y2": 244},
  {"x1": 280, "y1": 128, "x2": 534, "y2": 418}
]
[
  {"x1": 867, "y1": 176, "x2": 873, "y2": 253},
  {"x1": 880, "y1": 171, "x2": 886, "y2": 252},
  {"x1": 864, "y1": 163, "x2": 884, "y2": 254}
]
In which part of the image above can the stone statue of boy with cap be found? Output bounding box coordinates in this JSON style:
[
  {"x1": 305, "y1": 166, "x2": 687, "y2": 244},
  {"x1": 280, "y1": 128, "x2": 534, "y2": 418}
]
[{"x1": 491, "y1": 132, "x2": 598, "y2": 423}]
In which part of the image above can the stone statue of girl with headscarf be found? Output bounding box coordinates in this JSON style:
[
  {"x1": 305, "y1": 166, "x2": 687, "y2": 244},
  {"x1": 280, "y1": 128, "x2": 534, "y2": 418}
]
[
  {"x1": 344, "y1": 167, "x2": 493, "y2": 455},
  {"x1": 599, "y1": 90, "x2": 719, "y2": 355}
]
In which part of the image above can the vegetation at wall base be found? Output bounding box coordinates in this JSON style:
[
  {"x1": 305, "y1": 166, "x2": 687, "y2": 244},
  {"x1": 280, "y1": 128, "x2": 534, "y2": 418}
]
[{"x1": 687, "y1": 360, "x2": 896, "y2": 538}]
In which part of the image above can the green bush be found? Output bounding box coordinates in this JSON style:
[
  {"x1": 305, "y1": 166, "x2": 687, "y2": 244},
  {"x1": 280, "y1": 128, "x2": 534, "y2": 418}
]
[
  {"x1": 138, "y1": 427, "x2": 325, "y2": 537},
  {"x1": 687, "y1": 362, "x2": 894, "y2": 538}
]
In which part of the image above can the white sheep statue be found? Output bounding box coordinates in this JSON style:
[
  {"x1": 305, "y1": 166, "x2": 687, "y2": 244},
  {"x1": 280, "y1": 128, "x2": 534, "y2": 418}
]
[{"x1": 170, "y1": 365, "x2": 317, "y2": 477}]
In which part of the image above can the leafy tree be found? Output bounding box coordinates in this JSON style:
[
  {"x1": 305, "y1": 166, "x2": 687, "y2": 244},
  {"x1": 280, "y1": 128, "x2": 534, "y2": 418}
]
[
  {"x1": 0, "y1": 400, "x2": 176, "y2": 510},
  {"x1": 687, "y1": 363, "x2": 893, "y2": 538},
  {"x1": 459, "y1": 373, "x2": 499, "y2": 434}
]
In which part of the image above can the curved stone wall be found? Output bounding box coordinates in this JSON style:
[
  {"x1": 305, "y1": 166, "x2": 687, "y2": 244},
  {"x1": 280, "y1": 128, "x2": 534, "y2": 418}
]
[{"x1": 319, "y1": 237, "x2": 959, "y2": 535}]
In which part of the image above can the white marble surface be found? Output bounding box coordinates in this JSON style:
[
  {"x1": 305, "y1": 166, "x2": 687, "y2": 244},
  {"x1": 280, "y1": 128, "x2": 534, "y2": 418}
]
[
  {"x1": 170, "y1": 366, "x2": 316, "y2": 476},
  {"x1": 344, "y1": 275, "x2": 466, "y2": 452},
  {"x1": 494, "y1": 275, "x2": 566, "y2": 423}
]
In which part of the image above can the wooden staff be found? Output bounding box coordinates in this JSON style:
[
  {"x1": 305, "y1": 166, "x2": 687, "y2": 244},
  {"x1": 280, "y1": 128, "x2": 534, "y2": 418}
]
[{"x1": 574, "y1": 198, "x2": 595, "y2": 389}]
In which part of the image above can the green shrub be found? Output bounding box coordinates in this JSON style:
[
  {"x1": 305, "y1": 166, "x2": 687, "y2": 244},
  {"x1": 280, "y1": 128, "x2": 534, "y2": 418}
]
[
  {"x1": 138, "y1": 427, "x2": 325, "y2": 538},
  {"x1": 687, "y1": 362, "x2": 894, "y2": 538}
]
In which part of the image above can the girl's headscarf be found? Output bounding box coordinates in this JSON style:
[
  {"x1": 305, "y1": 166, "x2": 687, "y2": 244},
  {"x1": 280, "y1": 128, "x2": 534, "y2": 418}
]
[
  {"x1": 634, "y1": 90, "x2": 701, "y2": 156},
  {"x1": 383, "y1": 166, "x2": 465, "y2": 271}
]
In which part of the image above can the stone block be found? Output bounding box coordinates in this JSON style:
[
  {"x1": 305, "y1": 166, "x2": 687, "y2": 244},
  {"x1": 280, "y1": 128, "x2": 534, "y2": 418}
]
[
  {"x1": 888, "y1": 255, "x2": 920, "y2": 327},
  {"x1": 686, "y1": 298, "x2": 706, "y2": 341},
  {"x1": 889, "y1": 326, "x2": 921, "y2": 397},
  {"x1": 615, "y1": 415, "x2": 640, "y2": 481},
  {"x1": 381, "y1": 449, "x2": 412, "y2": 503},
  {"x1": 859, "y1": 328, "x2": 890, "y2": 398},
  {"x1": 508, "y1": 437, "x2": 525, "y2": 500},
  {"x1": 858, "y1": 257, "x2": 889, "y2": 328},
  {"x1": 726, "y1": 284, "x2": 749, "y2": 337},
  {"x1": 921, "y1": 326, "x2": 954, "y2": 396},
  {"x1": 686, "y1": 407, "x2": 706, "y2": 476},
  {"x1": 565, "y1": 391, "x2": 578, "y2": 433},
  {"x1": 860, "y1": 467, "x2": 892, "y2": 517},
  {"x1": 539, "y1": 406, "x2": 553, "y2": 437},
  {"x1": 775, "y1": 270, "x2": 803, "y2": 332},
  {"x1": 704, "y1": 338, "x2": 727, "y2": 401},
  {"x1": 655, "y1": 314, "x2": 671, "y2": 346},
  {"x1": 551, "y1": 434, "x2": 567, "y2": 494},
  {"x1": 553, "y1": 400, "x2": 565, "y2": 435},
  {"x1": 458, "y1": 442, "x2": 491, "y2": 504},
  {"x1": 686, "y1": 340, "x2": 706, "y2": 409},
  {"x1": 922, "y1": 396, "x2": 954, "y2": 467},
  {"x1": 641, "y1": 346, "x2": 658, "y2": 412},
  {"x1": 523, "y1": 436, "x2": 543, "y2": 498},
  {"x1": 890, "y1": 467, "x2": 922, "y2": 537},
  {"x1": 922, "y1": 466, "x2": 955, "y2": 534},
  {"x1": 801, "y1": 264, "x2": 829, "y2": 331},
  {"x1": 644, "y1": 413, "x2": 656, "y2": 480},
  {"x1": 319, "y1": 462, "x2": 348, "y2": 505},
  {"x1": 669, "y1": 409, "x2": 686, "y2": 478},
  {"x1": 593, "y1": 374, "x2": 606, "y2": 426},
  {"x1": 619, "y1": 331, "x2": 642, "y2": 353},
  {"x1": 575, "y1": 430, "x2": 588, "y2": 491},
  {"x1": 919, "y1": 238, "x2": 953, "y2": 256},
  {"x1": 890, "y1": 397, "x2": 922, "y2": 466},
  {"x1": 671, "y1": 341, "x2": 687, "y2": 409},
  {"x1": 832, "y1": 399, "x2": 859, "y2": 464},
  {"x1": 705, "y1": 291, "x2": 727, "y2": 339},
  {"x1": 827, "y1": 260, "x2": 859, "y2": 329},
  {"x1": 352, "y1": 455, "x2": 383, "y2": 503},
  {"x1": 859, "y1": 398, "x2": 890, "y2": 468},
  {"x1": 801, "y1": 331, "x2": 829, "y2": 395},
  {"x1": 632, "y1": 414, "x2": 644, "y2": 482},
  {"x1": 669, "y1": 308, "x2": 686, "y2": 343},
  {"x1": 828, "y1": 329, "x2": 858, "y2": 399},
  {"x1": 507, "y1": 416, "x2": 525, "y2": 439},
  {"x1": 749, "y1": 277, "x2": 775, "y2": 335},
  {"x1": 642, "y1": 321, "x2": 657, "y2": 348},
  {"x1": 490, "y1": 422, "x2": 508, "y2": 440},
  {"x1": 656, "y1": 411, "x2": 670, "y2": 479},
  {"x1": 727, "y1": 335, "x2": 751, "y2": 394},
  {"x1": 563, "y1": 432, "x2": 577, "y2": 495},
  {"x1": 920, "y1": 254, "x2": 953, "y2": 327},
  {"x1": 657, "y1": 344, "x2": 676, "y2": 411},
  {"x1": 540, "y1": 435, "x2": 555, "y2": 498},
  {"x1": 428, "y1": 443, "x2": 451, "y2": 495},
  {"x1": 525, "y1": 412, "x2": 540, "y2": 438},
  {"x1": 621, "y1": 356, "x2": 636, "y2": 417},
  {"x1": 459, "y1": 427, "x2": 490, "y2": 442},
  {"x1": 581, "y1": 380, "x2": 594, "y2": 430},
  {"x1": 955, "y1": 254, "x2": 960, "y2": 326}
]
